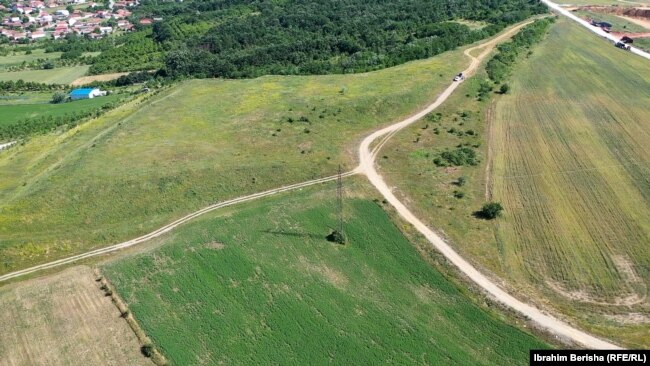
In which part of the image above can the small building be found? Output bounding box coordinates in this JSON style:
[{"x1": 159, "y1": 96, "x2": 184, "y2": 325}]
[{"x1": 70, "y1": 88, "x2": 104, "y2": 100}]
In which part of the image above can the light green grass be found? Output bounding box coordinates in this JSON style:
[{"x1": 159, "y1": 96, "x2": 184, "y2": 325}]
[
  {"x1": 379, "y1": 18, "x2": 650, "y2": 347},
  {"x1": 573, "y1": 10, "x2": 649, "y2": 32},
  {"x1": 103, "y1": 186, "x2": 549, "y2": 365},
  {"x1": 0, "y1": 42, "x2": 468, "y2": 273},
  {"x1": 633, "y1": 37, "x2": 650, "y2": 51},
  {"x1": 0, "y1": 65, "x2": 90, "y2": 84},
  {"x1": 490, "y1": 19, "x2": 650, "y2": 345},
  {"x1": 0, "y1": 94, "x2": 122, "y2": 128},
  {"x1": 0, "y1": 49, "x2": 62, "y2": 70}
]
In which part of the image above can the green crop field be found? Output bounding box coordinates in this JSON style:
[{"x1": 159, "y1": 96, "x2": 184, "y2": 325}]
[
  {"x1": 103, "y1": 185, "x2": 548, "y2": 365},
  {"x1": 0, "y1": 94, "x2": 122, "y2": 128},
  {"x1": 378, "y1": 18, "x2": 650, "y2": 347},
  {"x1": 0, "y1": 65, "x2": 90, "y2": 84},
  {"x1": 0, "y1": 49, "x2": 63, "y2": 70},
  {"x1": 0, "y1": 40, "x2": 468, "y2": 273}
]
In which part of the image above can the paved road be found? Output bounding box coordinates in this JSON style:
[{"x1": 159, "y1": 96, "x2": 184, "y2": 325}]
[
  {"x1": 0, "y1": 20, "x2": 621, "y2": 349},
  {"x1": 542, "y1": 0, "x2": 650, "y2": 61}
]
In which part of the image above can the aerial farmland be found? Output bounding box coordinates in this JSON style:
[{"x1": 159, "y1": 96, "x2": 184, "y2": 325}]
[{"x1": 0, "y1": 0, "x2": 648, "y2": 363}]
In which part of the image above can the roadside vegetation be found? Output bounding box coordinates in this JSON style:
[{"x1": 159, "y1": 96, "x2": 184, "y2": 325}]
[
  {"x1": 103, "y1": 185, "x2": 548, "y2": 365},
  {"x1": 378, "y1": 18, "x2": 650, "y2": 347},
  {"x1": 486, "y1": 18, "x2": 555, "y2": 83}
]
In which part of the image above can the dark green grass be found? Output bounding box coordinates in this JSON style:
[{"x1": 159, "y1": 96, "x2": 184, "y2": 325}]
[
  {"x1": 0, "y1": 94, "x2": 121, "y2": 128},
  {"x1": 104, "y1": 188, "x2": 548, "y2": 365}
]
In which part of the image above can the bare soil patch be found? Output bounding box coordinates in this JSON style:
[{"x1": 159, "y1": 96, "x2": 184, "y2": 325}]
[
  {"x1": 0, "y1": 266, "x2": 150, "y2": 366},
  {"x1": 71, "y1": 72, "x2": 129, "y2": 86}
]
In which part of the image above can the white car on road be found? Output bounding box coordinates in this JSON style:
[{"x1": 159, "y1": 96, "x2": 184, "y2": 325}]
[{"x1": 453, "y1": 72, "x2": 465, "y2": 82}]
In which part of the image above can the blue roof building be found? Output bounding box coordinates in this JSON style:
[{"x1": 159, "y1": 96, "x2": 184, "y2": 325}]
[{"x1": 70, "y1": 88, "x2": 102, "y2": 100}]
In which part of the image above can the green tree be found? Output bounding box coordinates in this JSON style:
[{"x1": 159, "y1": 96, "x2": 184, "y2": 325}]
[
  {"x1": 478, "y1": 202, "x2": 503, "y2": 220},
  {"x1": 51, "y1": 91, "x2": 67, "y2": 104},
  {"x1": 500, "y1": 83, "x2": 510, "y2": 94}
]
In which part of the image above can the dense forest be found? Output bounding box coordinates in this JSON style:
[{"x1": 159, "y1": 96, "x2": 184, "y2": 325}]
[
  {"x1": 3, "y1": 0, "x2": 547, "y2": 78},
  {"x1": 83, "y1": 0, "x2": 546, "y2": 78}
]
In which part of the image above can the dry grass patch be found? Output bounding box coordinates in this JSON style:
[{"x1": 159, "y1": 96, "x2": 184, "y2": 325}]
[{"x1": 0, "y1": 266, "x2": 149, "y2": 366}]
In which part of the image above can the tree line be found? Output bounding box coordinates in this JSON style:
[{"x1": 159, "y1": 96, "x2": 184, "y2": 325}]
[
  {"x1": 486, "y1": 17, "x2": 555, "y2": 83},
  {"x1": 153, "y1": 0, "x2": 547, "y2": 78},
  {"x1": 68, "y1": 0, "x2": 547, "y2": 78}
]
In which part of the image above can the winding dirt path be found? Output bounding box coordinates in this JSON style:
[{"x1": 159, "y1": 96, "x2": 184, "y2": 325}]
[
  {"x1": 356, "y1": 24, "x2": 621, "y2": 351},
  {"x1": 0, "y1": 20, "x2": 621, "y2": 350}
]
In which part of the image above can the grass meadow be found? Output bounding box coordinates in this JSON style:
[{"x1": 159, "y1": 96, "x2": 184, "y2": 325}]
[
  {"x1": 0, "y1": 65, "x2": 90, "y2": 84},
  {"x1": 0, "y1": 42, "x2": 467, "y2": 273},
  {"x1": 0, "y1": 94, "x2": 122, "y2": 128},
  {"x1": 379, "y1": 19, "x2": 650, "y2": 347},
  {"x1": 0, "y1": 49, "x2": 63, "y2": 70},
  {"x1": 103, "y1": 186, "x2": 548, "y2": 365}
]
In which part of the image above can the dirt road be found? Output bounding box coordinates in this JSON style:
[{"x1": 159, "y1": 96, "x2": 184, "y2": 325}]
[
  {"x1": 356, "y1": 24, "x2": 621, "y2": 351},
  {"x1": 0, "y1": 21, "x2": 621, "y2": 349},
  {"x1": 0, "y1": 172, "x2": 355, "y2": 283}
]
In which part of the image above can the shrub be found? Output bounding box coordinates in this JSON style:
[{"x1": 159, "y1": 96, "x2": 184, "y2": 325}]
[
  {"x1": 326, "y1": 230, "x2": 346, "y2": 244},
  {"x1": 500, "y1": 83, "x2": 510, "y2": 94},
  {"x1": 453, "y1": 190, "x2": 465, "y2": 199},
  {"x1": 435, "y1": 147, "x2": 478, "y2": 167},
  {"x1": 478, "y1": 202, "x2": 503, "y2": 219},
  {"x1": 141, "y1": 344, "x2": 154, "y2": 358},
  {"x1": 51, "y1": 92, "x2": 67, "y2": 104}
]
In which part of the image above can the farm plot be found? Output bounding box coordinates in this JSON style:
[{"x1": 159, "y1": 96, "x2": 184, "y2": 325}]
[
  {"x1": 0, "y1": 266, "x2": 149, "y2": 366},
  {"x1": 103, "y1": 185, "x2": 548, "y2": 365},
  {"x1": 0, "y1": 49, "x2": 63, "y2": 70},
  {"x1": 490, "y1": 19, "x2": 650, "y2": 309},
  {"x1": 0, "y1": 42, "x2": 467, "y2": 274},
  {"x1": 0, "y1": 65, "x2": 90, "y2": 84},
  {"x1": 0, "y1": 94, "x2": 123, "y2": 128},
  {"x1": 377, "y1": 18, "x2": 650, "y2": 347}
]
